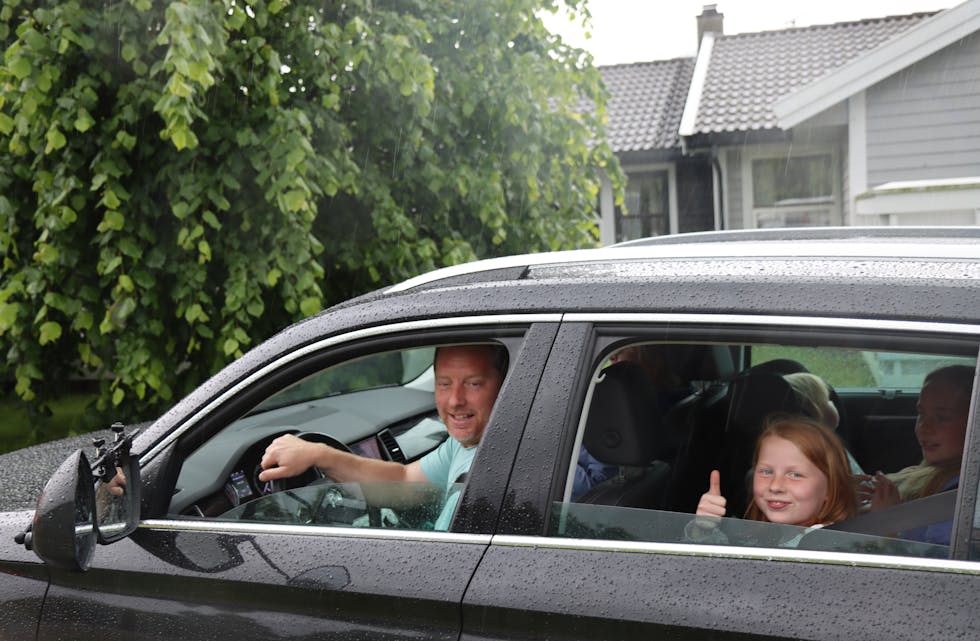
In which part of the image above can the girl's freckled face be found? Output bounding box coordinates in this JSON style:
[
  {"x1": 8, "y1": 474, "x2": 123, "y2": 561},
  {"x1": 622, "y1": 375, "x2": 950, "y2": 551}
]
[{"x1": 752, "y1": 436, "x2": 828, "y2": 527}]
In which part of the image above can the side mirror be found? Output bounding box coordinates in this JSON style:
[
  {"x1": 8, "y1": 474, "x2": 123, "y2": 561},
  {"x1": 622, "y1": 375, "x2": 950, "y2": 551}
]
[
  {"x1": 31, "y1": 449, "x2": 98, "y2": 571},
  {"x1": 26, "y1": 423, "x2": 142, "y2": 571}
]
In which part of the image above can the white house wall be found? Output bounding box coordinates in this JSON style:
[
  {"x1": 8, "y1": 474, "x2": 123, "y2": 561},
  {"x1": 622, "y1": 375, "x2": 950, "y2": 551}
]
[{"x1": 865, "y1": 31, "x2": 980, "y2": 185}]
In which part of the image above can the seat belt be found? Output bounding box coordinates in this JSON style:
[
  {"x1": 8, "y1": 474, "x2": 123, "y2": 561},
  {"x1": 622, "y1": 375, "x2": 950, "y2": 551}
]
[{"x1": 824, "y1": 489, "x2": 957, "y2": 536}]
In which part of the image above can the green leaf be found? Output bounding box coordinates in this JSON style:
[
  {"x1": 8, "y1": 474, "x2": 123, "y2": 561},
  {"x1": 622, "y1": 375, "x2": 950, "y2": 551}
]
[
  {"x1": 299, "y1": 297, "x2": 320, "y2": 317},
  {"x1": 97, "y1": 210, "x2": 125, "y2": 232},
  {"x1": 223, "y1": 338, "x2": 239, "y2": 356},
  {"x1": 45, "y1": 127, "x2": 67, "y2": 153},
  {"x1": 0, "y1": 112, "x2": 13, "y2": 135},
  {"x1": 74, "y1": 108, "x2": 95, "y2": 132},
  {"x1": 39, "y1": 321, "x2": 62, "y2": 345},
  {"x1": 73, "y1": 310, "x2": 93, "y2": 331},
  {"x1": 112, "y1": 387, "x2": 125, "y2": 406},
  {"x1": 9, "y1": 56, "x2": 31, "y2": 80},
  {"x1": 283, "y1": 189, "x2": 305, "y2": 212},
  {"x1": 198, "y1": 239, "x2": 211, "y2": 262},
  {"x1": 0, "y1": 302, "x2": 19, "y2": 333}
]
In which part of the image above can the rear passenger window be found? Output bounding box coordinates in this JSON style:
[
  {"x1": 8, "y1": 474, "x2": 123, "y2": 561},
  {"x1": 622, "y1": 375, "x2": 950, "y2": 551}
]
[{"x1": 551, "y1": 339, "x2": 976, "y2": 561}]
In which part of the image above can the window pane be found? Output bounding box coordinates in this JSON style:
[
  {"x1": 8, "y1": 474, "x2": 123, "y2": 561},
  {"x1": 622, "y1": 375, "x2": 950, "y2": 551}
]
[
  {"x1": 561, "y1": 339, "x2": 976, "y2": 560},
  {"x1": 752, "y1": 155, "x2": 833, "y2": 207},
  {"x1": 616, "y1": 171, "x2": 667, "y2": 241}
]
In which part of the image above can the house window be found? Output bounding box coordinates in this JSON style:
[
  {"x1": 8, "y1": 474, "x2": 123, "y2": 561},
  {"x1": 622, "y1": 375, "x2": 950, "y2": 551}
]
[
  {"x1": 747, "y1": 151, "x2": 840, "y2": 228},
  {"x1": 617, "y1": 171, "x2": 668, "y2": 241}
]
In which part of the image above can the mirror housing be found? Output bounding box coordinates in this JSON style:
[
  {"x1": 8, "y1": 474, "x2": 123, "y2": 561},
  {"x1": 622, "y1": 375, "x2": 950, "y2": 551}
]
[{"x1": 32, "y1": 449, "x2": 97, "y2": 571}]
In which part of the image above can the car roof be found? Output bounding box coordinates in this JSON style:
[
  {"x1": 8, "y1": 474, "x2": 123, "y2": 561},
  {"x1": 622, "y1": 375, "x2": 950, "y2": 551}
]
[{"x1": 387, "y1": 227, "x2": 980, "y2": 294}]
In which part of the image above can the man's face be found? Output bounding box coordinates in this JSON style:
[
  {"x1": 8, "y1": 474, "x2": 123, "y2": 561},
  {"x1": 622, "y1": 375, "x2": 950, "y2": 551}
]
[{"x1": 434, "y1": 346, "x2": 504, "y2": 448}]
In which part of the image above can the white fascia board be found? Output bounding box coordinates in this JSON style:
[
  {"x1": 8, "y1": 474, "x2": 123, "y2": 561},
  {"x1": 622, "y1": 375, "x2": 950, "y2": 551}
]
[
  {"x1": 678, "y1": 32, "x2": 714, "y2": 138},
  {"x1": 774, "y1": 0, "x2": 980, "y2": 129}
]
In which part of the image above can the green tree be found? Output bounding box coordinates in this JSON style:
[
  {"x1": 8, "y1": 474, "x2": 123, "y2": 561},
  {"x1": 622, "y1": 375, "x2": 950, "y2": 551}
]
[{"x1": 0, "y1": 0, "x2": 621, "y2": 440}]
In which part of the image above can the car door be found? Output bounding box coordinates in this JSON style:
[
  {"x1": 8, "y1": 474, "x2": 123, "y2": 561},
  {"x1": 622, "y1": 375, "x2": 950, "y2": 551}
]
[
  {"x1": 36, "y1": 319, "x2": 559, "y2": 641},
  {"x1": 462, "y1": 317, "x2": 980, "y2": 641}
]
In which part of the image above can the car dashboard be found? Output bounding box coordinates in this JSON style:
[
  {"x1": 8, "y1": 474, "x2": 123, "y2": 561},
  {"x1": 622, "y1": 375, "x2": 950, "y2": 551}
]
[{"x1": 170, "y1": 385, "x2": 444, "y2": 516}]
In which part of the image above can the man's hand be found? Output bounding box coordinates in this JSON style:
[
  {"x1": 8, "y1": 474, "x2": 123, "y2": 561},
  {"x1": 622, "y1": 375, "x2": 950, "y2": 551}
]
[
  {"x1": 259, "y1": 434, "x2": 328, "y2": 482},
  {"x1": 105, "y1": 467, "x2": 126, "y2": 496},
  {"x1": 696, "y1": 469, "x2": 727, "y2": 518}
]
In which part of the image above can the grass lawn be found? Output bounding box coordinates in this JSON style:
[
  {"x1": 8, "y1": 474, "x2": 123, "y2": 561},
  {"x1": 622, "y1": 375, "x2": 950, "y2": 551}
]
[{"x1": 0, "y1": 393, "x2": 100, "y2": 455}]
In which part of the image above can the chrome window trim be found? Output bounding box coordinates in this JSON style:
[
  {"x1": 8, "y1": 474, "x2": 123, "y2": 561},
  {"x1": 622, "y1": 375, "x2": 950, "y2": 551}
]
[
  {"x1": 563, "y1": 313, "x2": 980, "y2": 336},
  {"x1": 141, "y1": 314, "x2": 560, "y2": 462},
  {"x1": 140, "y1": 518, "x2": 491, "y2": 545},
  {"x1": 492, "y1": 534, "x2": 980, "y2": 575}
]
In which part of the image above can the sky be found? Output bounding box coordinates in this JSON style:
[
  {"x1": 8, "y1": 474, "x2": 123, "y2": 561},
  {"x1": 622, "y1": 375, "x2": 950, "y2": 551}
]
[{"x1": 541, "y1": 0, "x2": 962, "y2": 66}]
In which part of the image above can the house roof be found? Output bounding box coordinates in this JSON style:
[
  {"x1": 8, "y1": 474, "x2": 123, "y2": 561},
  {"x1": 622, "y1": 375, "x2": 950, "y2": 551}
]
[
  {"x1": 775, "y1": 0, "x2": 980, "y2": 127},
  {"x1": 685, "y1": 12, "x2": 935, "y2": 136},
  {"x1": 599, "y1": 58, "x2": 695, "y2": 155}
]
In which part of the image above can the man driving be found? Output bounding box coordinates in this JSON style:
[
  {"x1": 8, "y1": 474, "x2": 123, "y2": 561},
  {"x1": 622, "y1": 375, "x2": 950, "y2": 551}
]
[{"x1": 258, "y1": 343, "x2": 508, "y2": 530}]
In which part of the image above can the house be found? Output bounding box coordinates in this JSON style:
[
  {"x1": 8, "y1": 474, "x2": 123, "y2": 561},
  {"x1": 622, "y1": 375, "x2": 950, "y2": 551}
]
[{"x1": 598, "y1": 1, "x2": 980, "y2": 244}]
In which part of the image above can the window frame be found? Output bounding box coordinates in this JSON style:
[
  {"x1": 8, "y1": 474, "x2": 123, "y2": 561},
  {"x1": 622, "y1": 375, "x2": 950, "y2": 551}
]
[
  {"x1": 615, "y1": 164, "x2": 678, "y2": 240},
  {"x1": 740, "y1": 143, "x2": 843, "y2": 229}
]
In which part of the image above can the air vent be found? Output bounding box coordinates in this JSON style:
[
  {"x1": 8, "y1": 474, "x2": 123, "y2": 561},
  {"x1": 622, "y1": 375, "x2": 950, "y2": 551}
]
[{"x1": 377, "y1": 429, "x2": 406, "y2": 463}]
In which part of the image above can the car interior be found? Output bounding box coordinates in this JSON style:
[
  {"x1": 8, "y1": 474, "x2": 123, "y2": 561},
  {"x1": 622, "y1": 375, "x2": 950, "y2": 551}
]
[{"x1": 568, "y1": 339, "x2": 976, "y2": 557}]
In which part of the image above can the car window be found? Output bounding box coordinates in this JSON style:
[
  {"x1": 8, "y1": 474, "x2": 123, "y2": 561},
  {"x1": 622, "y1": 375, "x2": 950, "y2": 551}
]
[
  {"x1": 168, "y1": 342, "x2": 508, "y2": 533},
  {"x1": 553, "y1": 338, "x2": 977, "y2": 561}
]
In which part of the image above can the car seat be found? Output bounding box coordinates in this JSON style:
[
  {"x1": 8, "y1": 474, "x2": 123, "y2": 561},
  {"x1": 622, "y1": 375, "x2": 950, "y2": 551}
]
[{"x1": 576, "y1": 361, "x2": 670, "y2": 509}]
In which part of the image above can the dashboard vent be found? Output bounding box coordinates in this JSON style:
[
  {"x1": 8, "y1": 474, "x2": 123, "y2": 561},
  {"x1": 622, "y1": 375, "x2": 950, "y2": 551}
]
[{"x1": 378, "y1": 429, "x2": 406, "y2": 463}]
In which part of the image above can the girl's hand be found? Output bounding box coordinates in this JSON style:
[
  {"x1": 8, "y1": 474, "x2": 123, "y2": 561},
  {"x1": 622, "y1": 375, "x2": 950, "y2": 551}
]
[
  {"x1": 696, "y1": 469, "x2": 727, "y2": 518},
  {"x1": 869, "y1": 472, "x2": 900, "y2": 511}
]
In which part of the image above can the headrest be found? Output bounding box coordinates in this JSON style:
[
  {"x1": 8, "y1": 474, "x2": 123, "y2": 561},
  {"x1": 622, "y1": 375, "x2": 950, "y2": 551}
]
[
  {"x1": 663, "y1": 344, "x2": 736, "y2": 382},
  {"x1": 725, "y1": 371, "x2": 802, "y2": 435},
  {"x1": 584, "y1": 362, "x2": 661, "y2": 466}
]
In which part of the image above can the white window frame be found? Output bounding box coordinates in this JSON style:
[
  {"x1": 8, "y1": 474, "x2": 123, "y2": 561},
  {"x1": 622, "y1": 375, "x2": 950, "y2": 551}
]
[{"x1": 740, "y1": 144, "x2": 842, "y2": 229}]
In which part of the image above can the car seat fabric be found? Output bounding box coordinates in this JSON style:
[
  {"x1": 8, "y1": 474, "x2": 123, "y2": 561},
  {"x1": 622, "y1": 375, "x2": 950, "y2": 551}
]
[{"x1": 578, "y1": 361, "x2": 670, "y2": 509}]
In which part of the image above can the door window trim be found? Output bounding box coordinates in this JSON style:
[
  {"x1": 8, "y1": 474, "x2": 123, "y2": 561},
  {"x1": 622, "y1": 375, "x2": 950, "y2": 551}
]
[{"x1": 490, "y1": 534, "x2": 980, "y2": 576}]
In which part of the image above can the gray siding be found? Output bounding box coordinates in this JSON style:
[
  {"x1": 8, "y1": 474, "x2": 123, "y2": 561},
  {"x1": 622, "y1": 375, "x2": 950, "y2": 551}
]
[{"x1": 866, "y1": 32, "x2": 980, "y2": 185}]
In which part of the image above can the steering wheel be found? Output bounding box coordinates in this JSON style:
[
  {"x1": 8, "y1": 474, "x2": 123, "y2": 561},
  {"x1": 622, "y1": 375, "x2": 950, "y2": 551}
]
[
  {"x1": 265, "y1": 432, "x2": 354, "y2": 494},
  {"x1": 262, "y1": 431, "x2": 385, "y2": 527}
]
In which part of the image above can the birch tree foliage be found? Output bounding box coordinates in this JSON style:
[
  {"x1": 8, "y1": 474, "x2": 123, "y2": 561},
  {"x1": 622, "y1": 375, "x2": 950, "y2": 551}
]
[{"x1": 0, "y1": 0, "x2": 621, "y2": 437}]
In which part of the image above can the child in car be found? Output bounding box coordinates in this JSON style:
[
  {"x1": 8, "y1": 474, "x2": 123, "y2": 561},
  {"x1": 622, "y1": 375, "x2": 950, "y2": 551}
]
[
  {"x1": 857, "y1": 364, "x2": 973, "y2": 545},
  {"x1": 687, "y1": 417, "x2": 857, "y2": 544}
]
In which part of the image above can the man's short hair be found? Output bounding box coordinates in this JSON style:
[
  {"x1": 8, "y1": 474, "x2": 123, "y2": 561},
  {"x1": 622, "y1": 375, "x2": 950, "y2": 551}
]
[{"x1": 434, "y1": 343, "x2": 509, "y2": 378}]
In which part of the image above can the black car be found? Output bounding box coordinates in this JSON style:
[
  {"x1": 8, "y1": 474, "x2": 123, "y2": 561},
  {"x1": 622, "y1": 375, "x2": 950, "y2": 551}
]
[{"x1": 3, "y1": 227, "x2": 980, "y2": 640}]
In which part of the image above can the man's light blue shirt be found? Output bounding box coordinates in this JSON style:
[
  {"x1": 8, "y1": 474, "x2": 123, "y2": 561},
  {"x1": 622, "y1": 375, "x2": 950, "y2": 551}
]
[{"x1": 419, "y1": 437, "x2": 476, "y2": 531}]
